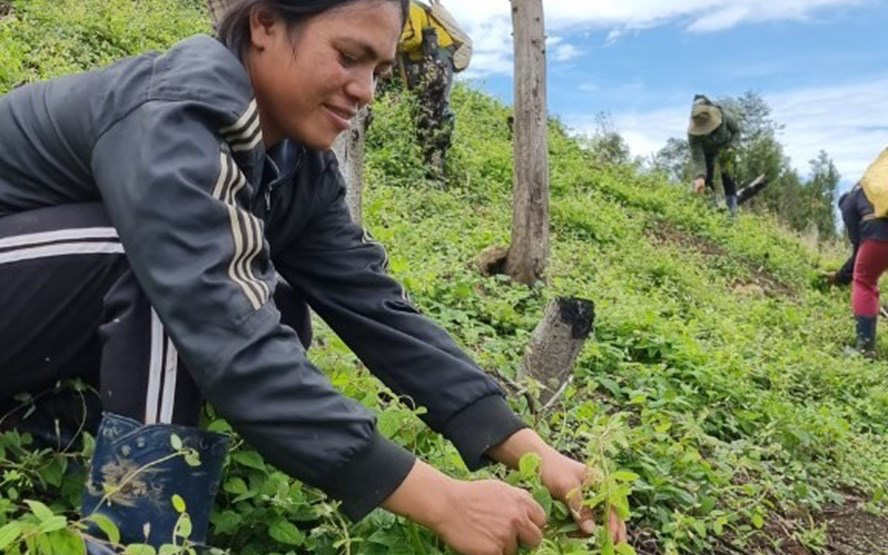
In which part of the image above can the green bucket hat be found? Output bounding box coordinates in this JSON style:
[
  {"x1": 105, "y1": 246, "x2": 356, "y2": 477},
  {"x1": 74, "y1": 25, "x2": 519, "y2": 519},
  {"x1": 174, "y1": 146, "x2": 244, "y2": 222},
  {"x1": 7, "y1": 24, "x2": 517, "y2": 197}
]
[{"x1": 688, "y1": 95, "x2": 722, "y2": 136}]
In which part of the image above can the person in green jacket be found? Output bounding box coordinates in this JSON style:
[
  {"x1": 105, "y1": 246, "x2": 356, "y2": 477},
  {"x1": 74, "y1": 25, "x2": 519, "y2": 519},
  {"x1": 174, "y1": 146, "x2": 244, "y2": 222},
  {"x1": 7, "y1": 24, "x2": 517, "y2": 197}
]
[{"x1": 688, "y1": 94, "x2": 766, "y2": 216}]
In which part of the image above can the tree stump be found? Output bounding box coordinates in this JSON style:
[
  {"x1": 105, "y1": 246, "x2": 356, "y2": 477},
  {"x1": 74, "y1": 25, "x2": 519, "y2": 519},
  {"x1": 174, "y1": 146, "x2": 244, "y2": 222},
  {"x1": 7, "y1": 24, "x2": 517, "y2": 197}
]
[
  {"x1": 518, "y1": 297, "x2": 595, "y2": 405},
  {"x1": 332, "y1": 106, "x2": 372, "y2": 226}
]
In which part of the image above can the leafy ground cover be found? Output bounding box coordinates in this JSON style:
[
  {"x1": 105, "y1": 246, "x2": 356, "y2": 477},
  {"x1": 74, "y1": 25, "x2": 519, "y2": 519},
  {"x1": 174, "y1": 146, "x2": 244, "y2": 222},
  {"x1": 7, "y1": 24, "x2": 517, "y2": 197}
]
[{"x1": 1, "y1": 1, "x2": 886, "y2": 553}]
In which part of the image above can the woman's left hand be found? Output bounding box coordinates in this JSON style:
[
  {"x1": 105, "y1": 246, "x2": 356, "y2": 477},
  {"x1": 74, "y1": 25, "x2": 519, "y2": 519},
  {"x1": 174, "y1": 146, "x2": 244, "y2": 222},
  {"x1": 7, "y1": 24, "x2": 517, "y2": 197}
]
[
  {"x1": 487, "y1": 429, "x2": 629, "y2": 545},
  {"x1": 539, "y1": 450, "x2": 628, "y2": 544}
]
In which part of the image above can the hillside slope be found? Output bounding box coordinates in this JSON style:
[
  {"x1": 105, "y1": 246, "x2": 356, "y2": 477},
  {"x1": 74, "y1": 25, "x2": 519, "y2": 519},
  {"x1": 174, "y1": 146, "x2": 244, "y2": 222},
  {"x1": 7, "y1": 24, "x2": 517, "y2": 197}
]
[
  {"x1": 0, "y1": 1, "x2": 885, "y2": 554},
  {"x1": 360, "y1": 85, "x2": 888, "y2": 554}
]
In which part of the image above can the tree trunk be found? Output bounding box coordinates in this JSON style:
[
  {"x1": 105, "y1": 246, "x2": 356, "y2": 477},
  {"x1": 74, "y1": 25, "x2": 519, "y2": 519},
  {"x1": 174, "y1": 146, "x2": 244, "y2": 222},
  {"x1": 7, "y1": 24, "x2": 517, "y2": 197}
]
[
  {"x1": 506, "y1": 0, "x2": 549, "y2": 284},
  {"x1": 518, "y1": 297, "x2": 595, "y2": 405},
  {"x1": 332, "y1": 107, "x2": 372, "y2": 226}
]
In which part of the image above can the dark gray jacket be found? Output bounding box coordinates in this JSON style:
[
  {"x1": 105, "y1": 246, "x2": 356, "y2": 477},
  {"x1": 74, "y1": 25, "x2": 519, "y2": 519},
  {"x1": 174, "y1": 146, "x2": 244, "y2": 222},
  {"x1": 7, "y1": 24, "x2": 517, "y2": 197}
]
[
  {"x1": 0, "y1": 35, "x2": 524, "y2": 520},
  {"x1": 836, "y1": 185, "x2": 888, "y2": 285}
]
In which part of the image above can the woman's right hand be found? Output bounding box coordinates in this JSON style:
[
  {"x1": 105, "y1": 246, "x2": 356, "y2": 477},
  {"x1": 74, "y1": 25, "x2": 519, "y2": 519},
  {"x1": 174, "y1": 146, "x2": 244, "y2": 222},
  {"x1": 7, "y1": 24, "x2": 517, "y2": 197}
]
[
  {"x1": 382, "y1": 460, "x2": 547, "y2": 555},
  {"x1": 433, "y1": 478, "x2": 548, "y2": 555}
]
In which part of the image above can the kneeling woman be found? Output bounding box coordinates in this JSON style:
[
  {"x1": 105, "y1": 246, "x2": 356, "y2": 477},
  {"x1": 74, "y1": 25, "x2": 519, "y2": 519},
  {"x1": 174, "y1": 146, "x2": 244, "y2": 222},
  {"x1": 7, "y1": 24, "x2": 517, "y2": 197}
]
[{"x1": 0, "y1": 0, "x2": 625, "y2": 553}]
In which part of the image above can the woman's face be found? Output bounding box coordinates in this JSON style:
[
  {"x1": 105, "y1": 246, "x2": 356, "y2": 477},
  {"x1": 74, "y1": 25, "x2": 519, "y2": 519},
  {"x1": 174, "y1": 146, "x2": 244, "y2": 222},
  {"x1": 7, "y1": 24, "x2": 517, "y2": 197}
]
[{"x1": 247, "y1": 1, "x2": 401, "y2": 150}]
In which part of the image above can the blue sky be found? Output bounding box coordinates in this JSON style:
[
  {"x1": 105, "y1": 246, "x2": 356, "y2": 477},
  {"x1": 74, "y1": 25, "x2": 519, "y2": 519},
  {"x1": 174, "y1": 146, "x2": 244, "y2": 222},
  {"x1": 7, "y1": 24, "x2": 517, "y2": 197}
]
[{"x1": 441, "y1": 0, "x2": 888, "y2": 188}]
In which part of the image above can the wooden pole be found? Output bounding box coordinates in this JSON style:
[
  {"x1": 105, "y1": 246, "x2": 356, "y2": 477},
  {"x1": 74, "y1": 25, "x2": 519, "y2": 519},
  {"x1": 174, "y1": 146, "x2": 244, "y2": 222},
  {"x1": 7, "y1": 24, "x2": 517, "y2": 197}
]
[{"x1": 505, "y1": 0, "x2": 550, "y2": 284}]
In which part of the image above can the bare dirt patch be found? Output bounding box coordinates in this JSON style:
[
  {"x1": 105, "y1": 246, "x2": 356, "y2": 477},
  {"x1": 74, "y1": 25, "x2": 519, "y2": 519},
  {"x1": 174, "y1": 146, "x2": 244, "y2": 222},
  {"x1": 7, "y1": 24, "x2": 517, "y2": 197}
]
[
  {"x1": 729, "y1": 493, "x2": 888, "y2": 555},
  {"x1": 649, "y1": 223, "x2": 796, "y2": 298},
  {"x1": 819, "y1": 493, "x2": 888, "y2": 554}
]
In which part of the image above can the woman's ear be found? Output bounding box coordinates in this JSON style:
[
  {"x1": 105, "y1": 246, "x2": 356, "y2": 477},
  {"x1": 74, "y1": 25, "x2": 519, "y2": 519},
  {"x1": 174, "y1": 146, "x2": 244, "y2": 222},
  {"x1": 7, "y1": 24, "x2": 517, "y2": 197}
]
[{"x1": 248, "y1": 6, "x2": 280, "y2": 52}]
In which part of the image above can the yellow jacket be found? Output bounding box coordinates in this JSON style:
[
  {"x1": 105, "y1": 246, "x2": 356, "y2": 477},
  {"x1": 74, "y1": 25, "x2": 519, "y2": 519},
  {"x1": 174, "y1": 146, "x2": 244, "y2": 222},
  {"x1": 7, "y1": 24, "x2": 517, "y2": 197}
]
[
  {"x1": 400, "y1": 2, "x2": 454, "y2": 58},
  {"x1": 399, "y1": 1, "x2": 472, "y2": 70}
]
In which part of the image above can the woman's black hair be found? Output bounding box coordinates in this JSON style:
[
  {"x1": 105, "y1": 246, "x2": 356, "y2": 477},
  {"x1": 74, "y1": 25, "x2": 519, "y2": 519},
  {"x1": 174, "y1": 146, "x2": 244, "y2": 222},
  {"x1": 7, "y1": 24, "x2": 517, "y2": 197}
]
[{"x1": 217, "y1": 0, "x2": 410, "y2": 57}]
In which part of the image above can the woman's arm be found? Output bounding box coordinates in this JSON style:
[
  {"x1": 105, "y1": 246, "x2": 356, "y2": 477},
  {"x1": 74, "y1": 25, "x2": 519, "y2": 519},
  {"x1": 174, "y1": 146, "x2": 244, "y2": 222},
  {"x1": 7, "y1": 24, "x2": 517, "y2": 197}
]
[
  {"x1": 275, "y1": 161, "x2": 527, "y2": 472},
  {"x1": 276, "y1": 164, "x2": 628, "y2": 546}
]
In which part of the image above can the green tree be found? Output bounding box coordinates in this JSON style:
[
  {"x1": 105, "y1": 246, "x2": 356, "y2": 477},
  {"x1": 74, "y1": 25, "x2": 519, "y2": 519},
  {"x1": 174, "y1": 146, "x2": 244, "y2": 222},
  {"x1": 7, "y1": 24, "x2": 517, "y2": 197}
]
[
  {"x1": 804, "y1": 150, "x2": 840, "y2": 239},
  {"x1": 651, "y1": 137, "x2": 692, "y2": 183},
  {"x1": 583, "y1": 112, "x2": 633, "y2": 167}
]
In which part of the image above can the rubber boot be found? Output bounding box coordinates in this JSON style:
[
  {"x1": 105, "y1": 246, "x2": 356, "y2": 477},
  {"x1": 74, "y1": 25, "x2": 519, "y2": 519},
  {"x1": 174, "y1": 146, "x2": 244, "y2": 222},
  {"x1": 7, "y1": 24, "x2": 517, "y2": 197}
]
[
  {"x1": 81, "y1": 413, "x2": 228, "y2": 552},
  {"x1": 855, "y1": 315, "x2": 877, "y2": 359},
  {"x1": 725, "y1": 195, "x2": 738, "y2": 217}
]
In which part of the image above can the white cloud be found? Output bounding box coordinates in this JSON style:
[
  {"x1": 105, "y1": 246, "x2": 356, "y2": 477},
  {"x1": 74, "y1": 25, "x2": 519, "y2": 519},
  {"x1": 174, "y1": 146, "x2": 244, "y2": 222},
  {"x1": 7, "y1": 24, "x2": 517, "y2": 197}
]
[
  {"x1": 769, "y1": 78, "x2": 888, "y2": 184},
  {"x1": 547, "y1": 36, "x2": 582, "y2": 61},
  {"x1": 686, "y1": 5, "x2": 752, "y2": 32},
  {"x1": 443, "y1": 0, "x2": 860, "y2": 76},
  {"x1": 581, "y1": 76, "x2": 888, "y2": 185}
]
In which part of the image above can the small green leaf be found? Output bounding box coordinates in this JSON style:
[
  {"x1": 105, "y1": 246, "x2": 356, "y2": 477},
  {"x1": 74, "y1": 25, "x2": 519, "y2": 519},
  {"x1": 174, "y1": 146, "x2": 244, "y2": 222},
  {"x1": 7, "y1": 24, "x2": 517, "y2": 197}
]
[
  {"x1": 616, "y1": 543, "x2": 637, "y2": 555},
  {"x1": 175, "y1": 513, "x2": 192, "y2": 539},
  {"x1": 171, "y1": 494, "x2": 186, "y2": 513},
  {"x1": 268, "y1": 519, "x2": 305, "y2": 546},
  {"x1": 37, "y1": 515, "x2": 68, "y2": 533},
  {"x1": 610, "y1": 495, "x2": 631, "y2": 520},
  {"x1": 232, "y1": 450, "x2": 265, "y2": 471},
  {"x1": 611, "y1": 471, "x2": 639, "y2": 483},
  {"x1": 223, "y1": 477, "x2": 248, "y2": 495},
  {"x1": 48, "y1": 530, "x2": 86, "y2": 555},
  {"x1": 41, "y1": 456, "x2": 68, "y2": 488},
  {"x1": 518, "y1": 453, "x2": 541, "y2": 481},
  {"x1": 751, "y1": 512, "x2": 765, "y2": 529},
  {"x1": 597, "y1": 377, "x2": 622, "y2": 397},
  {"x1": 0, "y1": 522, "x2": 23, "y2": 550},
  {"x1": 170, "y1": 434, "x2": 183, "y2": 451},
  {"x1": 211, "y1": 510, "x2": 242, "y2": 536},
  {"x1": 88, "y1": 514, "x2": 121, "y2": 545},
  {"x1": 206, "y1": 420, "x2": 232, "y2": 434},
  {"x1": 123, "y1": 543, "x2": 157, "y2": 555},
  {"x1": 532, "y1": 485, "x2": 553, "y2": 517},
  {"x1": 25, "y1": 499, "x2": 55, "y2": 522},
  {"x1": 183, "y1": 451, "x2": 201, "y2": 467}
]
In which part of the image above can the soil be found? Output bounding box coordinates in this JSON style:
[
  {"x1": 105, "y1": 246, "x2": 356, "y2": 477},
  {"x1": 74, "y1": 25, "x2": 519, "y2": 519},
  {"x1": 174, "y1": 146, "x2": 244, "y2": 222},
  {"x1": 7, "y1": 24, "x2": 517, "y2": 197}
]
[
  {"x1": 649, "y1": 223, "x2": 796, "y2": 298},
  {"x1": 818, "y1": 493, "x2": 888, "y2": 555},
  {"x1": 723, "y1": 493, "x2": 888, "y2": 555},
  {"x1": 627, "y1": 500, "x2": 888, "y2": 555}
]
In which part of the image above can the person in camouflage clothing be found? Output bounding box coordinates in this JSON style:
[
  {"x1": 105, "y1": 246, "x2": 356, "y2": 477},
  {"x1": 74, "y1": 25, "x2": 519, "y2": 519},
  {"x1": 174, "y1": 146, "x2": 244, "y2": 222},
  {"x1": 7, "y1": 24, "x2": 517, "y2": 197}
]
[
  {"x1": 398, "y1": 0, "x2": 470, "y2": 180},
  {"x1": 403, "y1": 24, "x2": 455, "y2": 179},
  {"x1": 688, "y1": 94, "x2": 767, "y2": 216}
]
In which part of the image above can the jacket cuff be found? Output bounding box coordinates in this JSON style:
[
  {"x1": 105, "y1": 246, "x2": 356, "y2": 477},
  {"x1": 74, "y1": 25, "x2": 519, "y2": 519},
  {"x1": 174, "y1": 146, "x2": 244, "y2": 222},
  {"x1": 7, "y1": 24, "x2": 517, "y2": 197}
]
[
  {"x1": 321, "y1": 432, "x2": 416, "y2": 522},
  {"x1": 441, "y1": 394, "x2": 528, "y2": 471}
]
